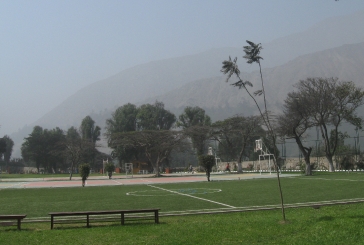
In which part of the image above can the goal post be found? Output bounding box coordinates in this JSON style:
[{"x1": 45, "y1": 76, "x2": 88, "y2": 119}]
[{"x1": 255, "y1": 139, "x2": 277, "y2": 175}]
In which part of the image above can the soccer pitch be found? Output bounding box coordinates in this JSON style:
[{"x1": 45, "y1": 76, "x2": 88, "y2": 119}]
[{"x1": 1, "y1": 172, "x2": 364, "y2": 220}]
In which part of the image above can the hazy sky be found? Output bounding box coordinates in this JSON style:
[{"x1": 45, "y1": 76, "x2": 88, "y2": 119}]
[{"x1": 1, "y1": 0, "x2": 364, "y2": 135}]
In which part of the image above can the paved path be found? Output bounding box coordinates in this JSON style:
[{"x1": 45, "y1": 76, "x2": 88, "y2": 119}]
[{"x1": 0, "y1": 172, "x2": 299, "y2": 189}]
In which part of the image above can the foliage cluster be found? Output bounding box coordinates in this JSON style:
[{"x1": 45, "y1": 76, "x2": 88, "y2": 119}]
[
  {"x1": 277, "y1": 78, "x2": 364, "y2": 175},
  {"x1": 198, "y1": 155, "x2": 215, "y2": 181},
  {"x1": 78, "y1": 163, "x2": 90, "y2": 187},
  {"x1": 20, "y1": 116, "x2": 102, "y2": 179},
  {"x1": 104, "y1": 162, "x2": 116, "y2": 179}
]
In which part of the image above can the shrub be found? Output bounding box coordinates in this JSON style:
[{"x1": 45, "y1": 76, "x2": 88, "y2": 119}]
[
  {"x1": 198, "y1": 155, "x2": 215, "y2": 181},
  {"x1": 104, "y1": 163, "x2": 115, "y2": 179},
  {"x1": 341, "y1": 156, "x2": 354, "y2": 171},
  {"x1": 246, "y1": 164, "x2": 254, "y2": 171},
  {"x1": 355, "y1": 160, "x2": 364, "y2": 170},
  {"x1": 79, "y1": 163, "x2": 91, "y2": 187}
]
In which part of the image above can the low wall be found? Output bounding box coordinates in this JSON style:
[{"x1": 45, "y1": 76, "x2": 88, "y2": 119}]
[{"x1": 217, "y1": 157, "x2": 333, "y2": 171}]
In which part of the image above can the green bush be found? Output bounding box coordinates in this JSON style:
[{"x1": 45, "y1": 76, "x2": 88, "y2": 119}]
[
  {"x1": 79, "y1": 163, "x2": 91, "y2": 187},
  {"x1": 356, "y1": 160, "x2": 364, "y2": 170},
  {"x1": 104, "y1": 162, "x2": 115, "y2": 179},
  {"x1": 104, "y1": 163, "x2": 115, "y2": 173},
  {"x1": 341, "y1": 156, "x2": 354, "y2": 170},
  {"x1": 298, "y1": 161, "x2": 316, "y2": 174},
  {"x1": 198, "y1": 155, "x2": 215, "y2": 181}
]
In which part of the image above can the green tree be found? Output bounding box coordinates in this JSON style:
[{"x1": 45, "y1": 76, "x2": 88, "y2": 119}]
[
  {"x1": 290, "y1": 77, "x2": 364, "y2": 172},
  {"x1": 212, "y1": 115, "x2": 264, "y2": 173},
  {"x1": 106, "y1": 102, "x2": 176, "y2": 166},
  {"x1": 276, "y1": 91, "x2": 314, "y2": 175},
  {"x1": 110, "y1": 130, "x2": 188, "y2": 177},
  {"x1": 21, "y1": 126, "x2": 48, "y2": 173},
  {"x1": 81, "y1": 116, "x2": 101, "y2": 143},
  {"x1": 46, "y1": 127, "x2": 66, "y2": 172},
  {"x1": 79, "y1": 163, "x2": 90, "y2": 187},
  {"x1": 80, "y1": 116, "x2": 101, "y2": 167},
  {"x1": 3, "y1": 135, "x2": 14, "y2": 169},
  {"x1": 104, "y1": 162, "x2": 115, "y2": 179},
  {"x1": 136, "y1": 101, "x2": 176, "y2": 130},
  {"x1": 0, "y1": 138, "x2": 6, "y2": 159},
  {"x1": 105, "y1": 103, "x2": 139, "y2": 163},
  {"x1": 64, "y1": 127, "x2": 87, "y2": 180},
  {"x1": 198, "y1": 155, "x2": 215, "y2": 181},
  {"x1": 21, "y1": 126, "x2": 65, "y2": 173},
  {"x1": 178, "y1": 106, "x2": 211, "y2": 156}
]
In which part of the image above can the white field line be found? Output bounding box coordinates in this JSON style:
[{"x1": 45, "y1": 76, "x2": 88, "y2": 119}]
[
  {"x1": 147, "y1": 184, "x2": 236, "y2": 208},
  {"x1": 24, "y1": 197, "x2": 364, "y2": 222},
  {"x1": 290, "y1": 177, "x2": 364, "y2": 182},
  {"x1": 0, "y1": 182, "x2": 27, "y2": 189},
  {"x1": 111, "y1": 179, "x2": 124, "y2": 185}
]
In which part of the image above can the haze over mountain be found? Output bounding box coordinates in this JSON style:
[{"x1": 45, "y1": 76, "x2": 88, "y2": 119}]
[
  {"x1": 261, "y1": 10, "x2": 364, "y2": 69},
  {"x1": 9, "y1": 10, "x2": 364, "y2": 158},
  {"x1": 32, "y1": 10, "x2": 364, "y2": 129},
  {"x1": 144, "y1": 42, "x2": 364, "y2": 120}
]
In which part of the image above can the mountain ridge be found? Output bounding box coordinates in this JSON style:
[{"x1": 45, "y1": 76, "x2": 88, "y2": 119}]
[{"x1": 9, "y1": 10, "x2": 364, "y2": 157}]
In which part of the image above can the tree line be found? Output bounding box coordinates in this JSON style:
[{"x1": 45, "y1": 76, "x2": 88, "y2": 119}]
[
  {"x1": 2, "y1": 76, "x2": 362, "y2": 179},
  {"x1": 1, "y1": 42, "x2": 363, "y2": 181},
  {"x1": 20, "y1": 116, "x2": 101, "y2": 179}
]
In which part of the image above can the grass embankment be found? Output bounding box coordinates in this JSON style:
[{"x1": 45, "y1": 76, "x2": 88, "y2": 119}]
[{"x1": 1, "y1": 204, "x2": 364, "y2": 245}]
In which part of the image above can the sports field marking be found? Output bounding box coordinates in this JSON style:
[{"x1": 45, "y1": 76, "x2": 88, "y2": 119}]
[
  {"x1": 147, "y1": 184, "x2": 236, "y2": 208},
  {"x1": 290, "y1": 177, "x2": 364, "y2": 182},
  {"x1": 126, "y1": 188, "x2": 221, "y2": 196},
  {"x1": 0, "y1": 182, "x2": 27, "y2": 189},
  {"x1": 111, "y1": 179, "x2": 124, "y2": 185}
]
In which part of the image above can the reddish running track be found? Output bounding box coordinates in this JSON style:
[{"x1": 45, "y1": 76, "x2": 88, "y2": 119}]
[{"x1": 0, "y1": 173, "x2": 294, "y2": 189}]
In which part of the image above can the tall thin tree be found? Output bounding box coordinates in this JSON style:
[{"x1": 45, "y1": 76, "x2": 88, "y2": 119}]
[{"x1": 221, "y1": 40, "x2": 286, "y2": 221}]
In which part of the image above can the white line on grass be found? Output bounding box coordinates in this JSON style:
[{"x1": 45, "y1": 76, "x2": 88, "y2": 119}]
[
  {"x1": 111, "y1": 179, "x2": 124, "y2": 185},
  {"x1": 148, "y1": 184, "x2": 236, "y2": 208},
  {"x1": 290, "y1": 177, "x2": 364, "y2": 182}
]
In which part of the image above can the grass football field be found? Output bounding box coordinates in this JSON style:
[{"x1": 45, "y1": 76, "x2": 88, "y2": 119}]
[{"x1": 0, "y1": 172, "x2": 364, "y2": 244}]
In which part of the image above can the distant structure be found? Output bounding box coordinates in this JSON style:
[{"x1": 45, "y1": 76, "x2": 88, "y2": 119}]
[
  {"x1": 102, "y1": 159, "x2": 108, "y2": 174},
  {"x1": 208, "y1": 147, "x2": 213, "y2": 156}
]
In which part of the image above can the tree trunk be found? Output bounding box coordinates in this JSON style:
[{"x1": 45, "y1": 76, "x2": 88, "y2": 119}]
[
  {"x1": 69, "y1": 163, "x2": 74, "y2": 180},
  {"x1": 237, "y1": 162, "x2": 243, "y2": 173},
  {"x1": 305, "y1": 161, "x2": 311, "y2": 176},
  {"x1": 206, "y1": 170, "x2": 210, "y2": 181},
  {"x1": 303, "y1": 151, "x2": 312, "y2": 176},
  {"x1": 237, "y1": 144, "x2": 246, "y2": 173},
  {"x1": 155, "y1": 162, "x2": 161, "y2": 177},
  {"x1": 327, "y1": 154, "x2": 335, "y2": 172},
  {"x1": 294, "y1": 133, "x2": 312, "y2": 176}
]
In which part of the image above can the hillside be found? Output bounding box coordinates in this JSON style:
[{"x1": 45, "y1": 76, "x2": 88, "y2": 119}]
[
  {"x1": 145, "y1": 42, "x2": 364, "y2": 121},
  {"x1": 30, "y1": 10, "x2": 364, "y2": 131},
  {"x1": 9, "y1": 10, "x2": 364, "y2": 158}
]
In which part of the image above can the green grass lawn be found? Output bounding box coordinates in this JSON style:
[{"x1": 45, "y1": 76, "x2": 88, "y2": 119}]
[{"x1": 0, "y1": 172, "x2": 364, "y2": 244}]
